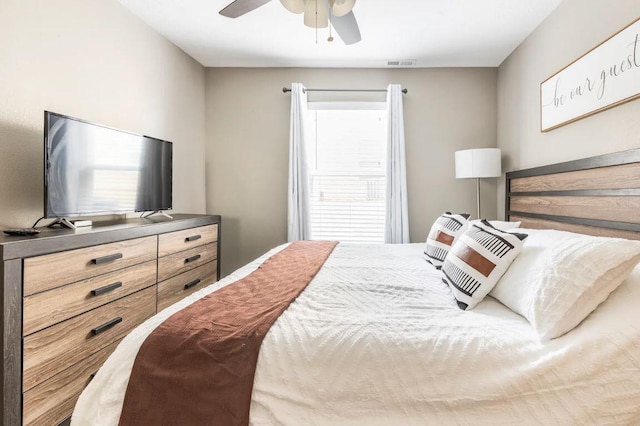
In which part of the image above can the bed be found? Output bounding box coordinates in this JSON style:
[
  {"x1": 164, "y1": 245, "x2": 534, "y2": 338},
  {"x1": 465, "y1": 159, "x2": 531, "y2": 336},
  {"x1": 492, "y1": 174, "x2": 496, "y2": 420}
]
[{"x1": 72, "y1": 149, "x2": 640, "y2": 425}]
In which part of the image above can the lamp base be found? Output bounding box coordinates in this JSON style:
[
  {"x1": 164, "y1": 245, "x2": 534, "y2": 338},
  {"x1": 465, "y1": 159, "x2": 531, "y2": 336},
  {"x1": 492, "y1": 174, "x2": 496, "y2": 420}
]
[{"x1": 476, "y1": 177, "x2": 481, "y2": 219}]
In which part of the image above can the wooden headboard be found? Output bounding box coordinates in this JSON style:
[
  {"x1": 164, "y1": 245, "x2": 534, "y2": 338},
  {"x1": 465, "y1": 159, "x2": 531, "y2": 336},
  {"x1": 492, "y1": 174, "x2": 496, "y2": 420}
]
[{"x1": 505, "y1": 148, "x2": 640, "y2": 240}]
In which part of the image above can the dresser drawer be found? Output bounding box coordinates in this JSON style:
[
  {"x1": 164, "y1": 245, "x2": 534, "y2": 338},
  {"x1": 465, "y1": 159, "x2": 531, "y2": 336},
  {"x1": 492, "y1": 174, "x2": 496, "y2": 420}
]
[
  {"x1": 23, "y1": 236, "x2": 157, "y2": 296},
  {"x1": 158, "y1": 261, "x2": 218, "y2": 311},
  {"x1": 23, "y1": 340, "x2": 120, "y2": 426},
  {"x1": 23, "y1": 286, "x2": 156, "y2": 391},
  {"x1": 23, "y1": 260, "x2": 157, "y2": 336},
  {"x1": 157, "y1": 243, "x2": 217, "y2": 282},
  {"x1": 158, "y1": 224, "x2": 218, "y2": 257}
]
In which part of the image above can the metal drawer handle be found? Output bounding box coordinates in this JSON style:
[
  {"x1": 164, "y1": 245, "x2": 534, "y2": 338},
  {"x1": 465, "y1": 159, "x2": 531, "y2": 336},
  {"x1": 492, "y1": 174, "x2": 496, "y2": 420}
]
[
  {"x1": 185, "y1": 254, "x2": 201, "y2": 263},
  {"x1": 184, "y1": 279, "x2": 201, "y2": 290},
  {"x1": 91, "y1": 317, "x2": 122, "y2": 335},
  {"x1": 186, "y1": 235, "x2": 202, "y2": 242},
  {"x1": 92, "y1": 253, "x2": 123, "y2": 265},
  {"x1": 91, "y1": 281, "x2": 123, "y2": 296}
]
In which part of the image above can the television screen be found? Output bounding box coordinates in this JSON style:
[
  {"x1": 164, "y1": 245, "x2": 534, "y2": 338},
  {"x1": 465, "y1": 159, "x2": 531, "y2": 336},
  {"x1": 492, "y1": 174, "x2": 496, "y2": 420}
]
[{"x1": 44, "y1": 111, "x2": 172, "y2": 218}]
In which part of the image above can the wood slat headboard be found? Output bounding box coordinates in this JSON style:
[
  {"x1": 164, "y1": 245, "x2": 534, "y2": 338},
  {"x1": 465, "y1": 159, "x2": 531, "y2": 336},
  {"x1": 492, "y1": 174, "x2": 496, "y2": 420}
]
[{"x1": 505, "y1": 148, "x2": 640, "y2": 240}]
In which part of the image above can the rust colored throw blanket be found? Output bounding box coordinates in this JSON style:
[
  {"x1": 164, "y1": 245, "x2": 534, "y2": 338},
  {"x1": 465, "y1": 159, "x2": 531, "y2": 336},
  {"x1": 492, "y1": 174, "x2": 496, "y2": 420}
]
[{"x1": 119, "y1": 240, "x2": 338, "y2": 426}]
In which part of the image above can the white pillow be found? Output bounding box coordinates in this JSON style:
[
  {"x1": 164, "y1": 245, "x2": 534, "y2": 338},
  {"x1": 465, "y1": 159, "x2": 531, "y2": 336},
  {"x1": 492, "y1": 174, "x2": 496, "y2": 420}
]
[
  {"x1": 442, "y1": 220, "x2": 527, "y2": 310},
  {"x1": 469, "y1": 220, "x2": 521, "y2": 231},
  {"x1": 424, "y1": 212, "x2": 470, "y2": 269},
  {"x1": 490, "y1": 228, "x2": 640, "y2": 340}
]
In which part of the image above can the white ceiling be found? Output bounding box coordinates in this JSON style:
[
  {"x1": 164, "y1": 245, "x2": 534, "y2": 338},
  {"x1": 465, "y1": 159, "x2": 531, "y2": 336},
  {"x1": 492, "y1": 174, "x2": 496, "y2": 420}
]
[{"x1": 117, "y1": 0, "x2": 563, "y2": 68}]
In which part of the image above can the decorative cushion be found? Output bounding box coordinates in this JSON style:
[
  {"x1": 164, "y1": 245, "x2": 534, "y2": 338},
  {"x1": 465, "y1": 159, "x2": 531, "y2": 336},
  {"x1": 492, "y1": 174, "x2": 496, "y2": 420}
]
[
  {"x1": 469, "y1": 219, "x2": 521, "y2": 231},
  {"x1": 424, "y1": 212, "x2": 470, "y2": 269},
  {"x1": 442, "y1": 220, "x2": 527, "y2": 310},
  {"x1": 491, "y1": 228, "x2": 640, "y2": 340}
]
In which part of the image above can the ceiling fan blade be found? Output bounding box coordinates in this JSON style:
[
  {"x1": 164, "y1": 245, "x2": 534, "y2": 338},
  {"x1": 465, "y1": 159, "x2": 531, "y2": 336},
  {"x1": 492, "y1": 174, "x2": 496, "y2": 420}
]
[
  {"x1": 219, "y1": 0, "x2": 273, "y2": 18},
  {"x1": 330, "y1": 11, "x2": 361, "y2": 45}
]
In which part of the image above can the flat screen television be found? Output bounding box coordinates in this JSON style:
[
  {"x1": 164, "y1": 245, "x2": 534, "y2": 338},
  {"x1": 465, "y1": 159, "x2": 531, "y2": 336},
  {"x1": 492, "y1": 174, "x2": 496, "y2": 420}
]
[{"x1": 44, "y1": 111, "x2": 172, "y2": 219}]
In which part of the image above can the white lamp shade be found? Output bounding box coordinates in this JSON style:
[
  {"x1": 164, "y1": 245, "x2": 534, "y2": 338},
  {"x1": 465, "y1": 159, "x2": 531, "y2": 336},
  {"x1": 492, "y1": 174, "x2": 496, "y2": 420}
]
[
  {"x1": 329, "y1": 0, "x2": 356, "y2": 17},
  {"x1": 280, "y1": 0, "x2": 305, "y2": 14},
  {"x1": 304, "y1": 0, "x2": 329, "y2": 28},
  {"x1": 455, "y1": 148, "x2": 501, "y2": 179}
]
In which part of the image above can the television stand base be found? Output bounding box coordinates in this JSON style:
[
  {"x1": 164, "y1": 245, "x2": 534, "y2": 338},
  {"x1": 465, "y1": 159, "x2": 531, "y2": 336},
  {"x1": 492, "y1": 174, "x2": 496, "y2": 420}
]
[
  {"x1": 141, "y1": 210, "x2": 173, "y2": 220},
  {"x1": 47, "y1": 217, "x2": 77, "y2": 230}
]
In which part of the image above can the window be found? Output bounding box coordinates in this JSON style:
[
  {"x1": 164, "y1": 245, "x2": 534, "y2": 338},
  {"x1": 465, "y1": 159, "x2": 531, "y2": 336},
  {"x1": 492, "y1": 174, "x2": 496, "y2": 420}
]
[{"x1": 305, "y1": 102, "x2": 387, "y2": 243}]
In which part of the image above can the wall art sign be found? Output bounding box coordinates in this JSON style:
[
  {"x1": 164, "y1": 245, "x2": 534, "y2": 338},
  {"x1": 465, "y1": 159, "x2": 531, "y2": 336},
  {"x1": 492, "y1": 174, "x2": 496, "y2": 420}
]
[{"x1": 540, "y1": 17, "x2": 640, "y2": 132}]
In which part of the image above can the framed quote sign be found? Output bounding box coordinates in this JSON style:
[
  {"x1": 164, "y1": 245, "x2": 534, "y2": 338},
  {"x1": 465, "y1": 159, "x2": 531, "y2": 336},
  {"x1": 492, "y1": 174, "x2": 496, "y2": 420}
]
[{"x1": 540, "y1": 17, "x2": 640, "y2": 132}]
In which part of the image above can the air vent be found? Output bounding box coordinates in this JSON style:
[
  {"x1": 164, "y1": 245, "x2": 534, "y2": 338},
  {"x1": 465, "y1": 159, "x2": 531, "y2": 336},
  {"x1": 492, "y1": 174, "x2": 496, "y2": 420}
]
[{"x1": 386, "y1": 59, "x2": 416, "y2": 67}]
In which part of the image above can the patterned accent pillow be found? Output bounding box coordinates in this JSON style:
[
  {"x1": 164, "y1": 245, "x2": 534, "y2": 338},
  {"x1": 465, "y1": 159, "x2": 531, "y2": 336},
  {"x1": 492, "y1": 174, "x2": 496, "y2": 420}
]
[
  {"x1": 442, "y1": 220, "x2": 527, "y2": 310},
  {"x1": 424, "y1": 212, "x2": 471, "y2": 269},
  {"x1": 469, "y1": 219, "x2": 521, "y2": 231}
]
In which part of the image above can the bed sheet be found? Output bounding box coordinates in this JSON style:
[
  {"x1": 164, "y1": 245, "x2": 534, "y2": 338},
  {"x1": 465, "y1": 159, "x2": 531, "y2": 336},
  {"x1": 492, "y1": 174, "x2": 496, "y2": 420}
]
[{"x1": 72, "y1": 243, "x2": 640, "y2": 425}]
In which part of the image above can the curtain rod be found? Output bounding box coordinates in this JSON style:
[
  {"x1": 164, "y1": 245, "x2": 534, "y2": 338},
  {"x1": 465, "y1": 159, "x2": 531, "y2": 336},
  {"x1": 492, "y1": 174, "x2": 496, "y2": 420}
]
[{"x1": 282, "y1": 87, "x2": 408, "y2": 94}]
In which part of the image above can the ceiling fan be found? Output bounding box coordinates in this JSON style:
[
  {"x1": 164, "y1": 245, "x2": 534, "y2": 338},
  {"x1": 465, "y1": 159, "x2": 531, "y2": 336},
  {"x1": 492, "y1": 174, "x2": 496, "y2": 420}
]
[{"x1": 219, "y1": 0, "x2": 361, "y2": 45}]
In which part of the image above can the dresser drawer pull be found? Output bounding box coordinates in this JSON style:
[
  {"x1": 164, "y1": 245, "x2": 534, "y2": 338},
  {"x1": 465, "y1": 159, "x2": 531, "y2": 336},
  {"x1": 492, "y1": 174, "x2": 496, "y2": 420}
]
[
  {"x1": 185, "y1": 235, "x2": 202, "y2": 242},
  {"x1": 91, "y1": 281, "x2": 123, "y2": 296},
  {"x1": 91, "y1": 317, "x2": 123, "y2": 335},
  {"x1": 92, "y1": 253, "x2": 123, "y2": 265},
  {"x1": 184, "y1": 279, "x2": 201, "y2": 290},
  {"x1": 185, "y1": 254, "x2": 201, "y2": 263}
]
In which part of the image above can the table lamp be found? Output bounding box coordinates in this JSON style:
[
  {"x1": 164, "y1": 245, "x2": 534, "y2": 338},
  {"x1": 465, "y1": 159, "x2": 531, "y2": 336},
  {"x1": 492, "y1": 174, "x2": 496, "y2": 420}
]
[{"x1": 455, "y1": 148, "x2": 501, "y2": 219}]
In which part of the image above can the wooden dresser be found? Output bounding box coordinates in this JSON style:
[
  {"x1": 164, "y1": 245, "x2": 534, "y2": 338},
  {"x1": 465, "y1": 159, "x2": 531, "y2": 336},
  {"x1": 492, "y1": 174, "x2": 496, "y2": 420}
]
[{"x1": 0, "y1": 214, "x2": 221, "y2": 426}]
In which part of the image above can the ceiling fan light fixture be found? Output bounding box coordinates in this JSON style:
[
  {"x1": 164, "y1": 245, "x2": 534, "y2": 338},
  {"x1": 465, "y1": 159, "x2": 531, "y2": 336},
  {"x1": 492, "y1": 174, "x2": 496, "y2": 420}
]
[
  {"x1": 329, "y1": 0, "x2": 356, "y2": 17},
  {"x1": 280, "y1": 0, "x2": 305, "y2": 14},
  {"x1": 218, "y1": 0, "x2": 361, "y2": 45},
  {"x1": 304, "y1": 0, "x2": 329, "y2": 28}
]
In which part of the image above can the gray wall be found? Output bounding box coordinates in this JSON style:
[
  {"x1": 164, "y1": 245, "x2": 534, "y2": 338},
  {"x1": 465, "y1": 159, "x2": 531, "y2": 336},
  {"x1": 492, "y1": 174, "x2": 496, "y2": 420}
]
[
  {"x1": 205, "y1": 68, "x2": 498, "y2": 275},
  {"x1": 0, "y1": 0, "x2": 207, "y2": 227},
  {"x1": 497, "y1": 0, "x2": 640, "y2": 217}
]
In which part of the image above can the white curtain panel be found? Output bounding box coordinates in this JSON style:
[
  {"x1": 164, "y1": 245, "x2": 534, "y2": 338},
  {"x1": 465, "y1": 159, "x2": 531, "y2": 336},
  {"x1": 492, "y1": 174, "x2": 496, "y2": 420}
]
[
  {"x1": 385, "y1": 84, "x2": 410, "y2": 244},
  {"x1": 287, "y1": 83, "x2": 311, "y2": 242}
]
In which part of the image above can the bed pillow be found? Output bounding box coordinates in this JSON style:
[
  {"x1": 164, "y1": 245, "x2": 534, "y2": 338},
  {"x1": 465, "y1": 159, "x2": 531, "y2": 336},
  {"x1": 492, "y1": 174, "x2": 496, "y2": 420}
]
[
  {"x1": 424, "y1": 212, "x2": 470, "y2": 269},
  {"x1": 442, "y1": 220, "x2": 527, "y2": 310},
  {"x1": 469, "y1": 219, "x2": 521, "y2": 231},
  {"x1": 490, "y1": 228, "x2": 640, "y2": 340}
]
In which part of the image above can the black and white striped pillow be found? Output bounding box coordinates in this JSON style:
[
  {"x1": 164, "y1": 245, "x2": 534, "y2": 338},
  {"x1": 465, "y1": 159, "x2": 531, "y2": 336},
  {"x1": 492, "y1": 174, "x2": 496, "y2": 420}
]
[
  {"x1": 424, "y1": 212, "x2": 470, "y2": 269},
  {"x1": 442, "y1": 220, "x2": 527, "y2": 310}
]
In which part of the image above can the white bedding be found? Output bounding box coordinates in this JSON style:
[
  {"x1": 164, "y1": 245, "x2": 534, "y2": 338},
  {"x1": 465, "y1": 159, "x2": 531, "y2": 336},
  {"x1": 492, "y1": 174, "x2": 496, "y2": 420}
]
[{"x1": 72, "y1": 243, "x2": 640, "y2": 425}]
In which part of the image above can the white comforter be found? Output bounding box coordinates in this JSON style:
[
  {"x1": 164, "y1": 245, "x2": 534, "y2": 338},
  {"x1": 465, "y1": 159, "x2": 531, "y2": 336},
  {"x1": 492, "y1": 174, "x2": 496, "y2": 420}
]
[{"x1": 73, "y1": 243, "x2": 640, "y2": 425}]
